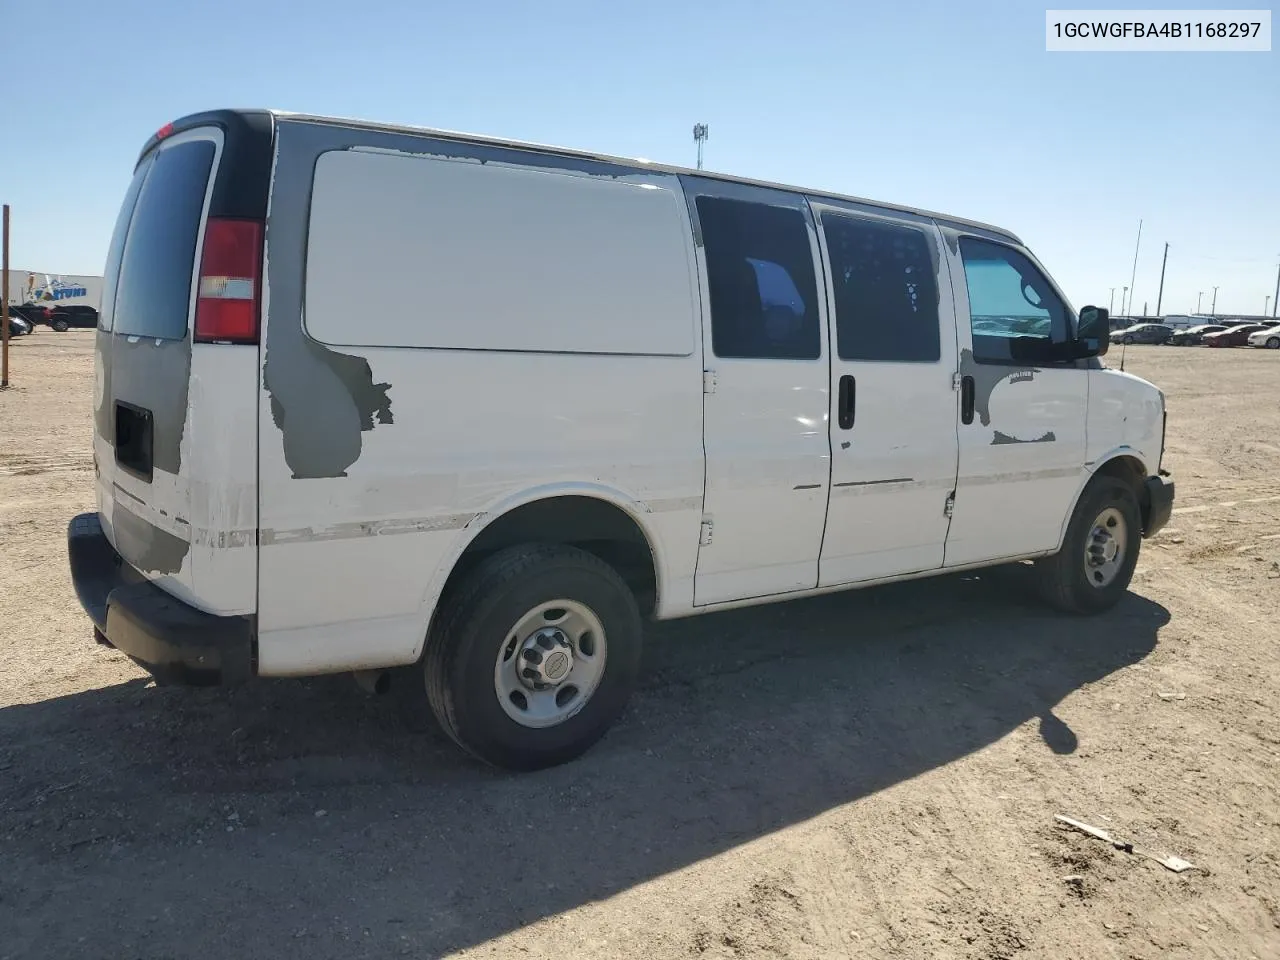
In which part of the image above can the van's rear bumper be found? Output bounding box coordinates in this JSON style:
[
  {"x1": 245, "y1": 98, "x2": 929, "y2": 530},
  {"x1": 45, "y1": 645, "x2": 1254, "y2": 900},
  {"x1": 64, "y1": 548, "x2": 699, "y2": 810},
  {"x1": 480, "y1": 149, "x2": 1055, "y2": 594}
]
[{"x1": 67, "y1": 512, "x2": 255, "y2": 685}]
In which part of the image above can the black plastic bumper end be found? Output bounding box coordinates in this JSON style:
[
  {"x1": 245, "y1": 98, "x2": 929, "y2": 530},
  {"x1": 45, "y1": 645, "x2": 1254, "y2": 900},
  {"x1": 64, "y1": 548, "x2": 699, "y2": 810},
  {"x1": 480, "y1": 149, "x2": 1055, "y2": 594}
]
[
  {"x1": 67, "y1": 513, "x2": 255, "y2": 686},
  {"x1": 1143, "y1": 475, "x2": 1175, "y2": 539}
]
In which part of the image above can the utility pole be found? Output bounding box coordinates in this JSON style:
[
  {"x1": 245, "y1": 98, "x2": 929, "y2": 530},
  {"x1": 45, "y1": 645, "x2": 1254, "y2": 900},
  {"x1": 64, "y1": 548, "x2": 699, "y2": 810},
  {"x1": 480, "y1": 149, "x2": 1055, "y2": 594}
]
[
  {"x1": 1155, "y1": 242, "x2": 1168, "y2": 316},
  {"x1": 692, "y1": 123, "x2": 709, "y2": 171},
  {"x1": 1126, "y1": 218, "x2": 1143, "y2": 317},
  {"x1": 1273, "y1": 259, "x2": 1279, "y2": 318},
  {"x1": 1, "y1": 204, "x2": 9, "y2": 389},
  {"x1": 1211, "y1": 286, "x2": 1219, "y2": 315},
  {"x1": 1122, "y1": 286, "x2": 1129, "y2": 316},
  {"x1": 1109, "y1": 287, "x2": 1115, "y2": 312},
  {"x1": 1266, "y1": 295, "x2": 1272, "y2": 316},
  {"x1": 1196, "y1": 291, "x2": 1204, "y2": 313}
]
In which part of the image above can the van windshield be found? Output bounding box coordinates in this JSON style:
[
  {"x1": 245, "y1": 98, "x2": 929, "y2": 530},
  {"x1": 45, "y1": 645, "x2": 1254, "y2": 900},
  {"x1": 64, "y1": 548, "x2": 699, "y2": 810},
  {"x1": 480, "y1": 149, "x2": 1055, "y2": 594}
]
[{"x1": 111, "y1": 139, "x2": 216, "y2": 340}]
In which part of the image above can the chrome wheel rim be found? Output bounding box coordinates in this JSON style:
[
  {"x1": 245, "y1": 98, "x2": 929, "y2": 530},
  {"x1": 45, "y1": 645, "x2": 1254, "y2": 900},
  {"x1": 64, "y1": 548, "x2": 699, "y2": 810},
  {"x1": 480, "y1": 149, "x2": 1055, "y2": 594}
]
[
  {"x1": 1084, "y1": 507, "x2": 1128, "y2": 588},
  {"x1": 494, "y1": 600, "x2": 607, "y2": 729}
]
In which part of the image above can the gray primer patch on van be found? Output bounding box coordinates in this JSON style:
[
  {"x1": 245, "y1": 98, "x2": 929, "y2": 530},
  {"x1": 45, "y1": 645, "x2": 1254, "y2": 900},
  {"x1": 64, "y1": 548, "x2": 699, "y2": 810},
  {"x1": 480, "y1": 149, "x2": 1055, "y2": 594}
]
[
  {"x1": 111, "y1": 501, "x2": 189, "y2": 575},
  {"x1": 93, "y1": 328, "x2": 113, "y2": 440},
  {"x1": 992, "y1": 429, "x2": 1056, "y2": 445},
  {"x1": 959, "y1": 347, "x2": 1046, "y2": 437},
  {"x1": 111, "y1": 335, "x2": 192, "y2": 475},
  {"x1": 263, "y1": 122, "x2": 397, "y2": 479},
  {"x1": 265, "y1": 120, "x2": 654, "y2": 479}
]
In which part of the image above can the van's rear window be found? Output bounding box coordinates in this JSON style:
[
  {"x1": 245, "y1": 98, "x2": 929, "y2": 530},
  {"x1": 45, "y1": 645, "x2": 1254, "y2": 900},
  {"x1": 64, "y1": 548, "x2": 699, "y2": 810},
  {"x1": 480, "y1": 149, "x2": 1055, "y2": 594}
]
[{"x1": 113, "y1": 139, "x2": 215, "y2": 340}]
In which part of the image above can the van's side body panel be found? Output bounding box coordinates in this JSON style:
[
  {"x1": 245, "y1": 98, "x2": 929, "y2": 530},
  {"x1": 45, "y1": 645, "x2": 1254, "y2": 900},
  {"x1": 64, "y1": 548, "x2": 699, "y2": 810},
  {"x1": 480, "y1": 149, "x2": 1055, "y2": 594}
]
[
  {"x1": 255, "y1": 120, "x2": 705, "y2": 675},
  {"x1": 810, "y1": 201, "x2": 961, "y2": 586}
]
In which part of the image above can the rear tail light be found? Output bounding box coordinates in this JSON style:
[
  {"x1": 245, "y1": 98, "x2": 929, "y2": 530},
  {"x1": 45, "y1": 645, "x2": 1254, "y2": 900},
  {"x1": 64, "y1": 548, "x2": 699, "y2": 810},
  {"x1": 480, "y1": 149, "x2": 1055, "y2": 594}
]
[{"x1": 194, "y1": 217, "x2": 263, "y2": 343}]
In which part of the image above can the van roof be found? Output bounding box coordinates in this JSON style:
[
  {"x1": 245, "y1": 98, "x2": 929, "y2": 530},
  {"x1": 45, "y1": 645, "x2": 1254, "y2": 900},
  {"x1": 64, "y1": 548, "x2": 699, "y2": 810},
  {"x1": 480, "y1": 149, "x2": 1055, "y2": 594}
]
[{"x1": 151, "y1": 108, "x2": 1023, "y2": 246}]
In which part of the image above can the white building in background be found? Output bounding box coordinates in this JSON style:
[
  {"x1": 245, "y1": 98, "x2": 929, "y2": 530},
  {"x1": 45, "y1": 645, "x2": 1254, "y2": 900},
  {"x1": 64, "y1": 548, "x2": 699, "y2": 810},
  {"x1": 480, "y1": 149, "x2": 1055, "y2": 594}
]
[{"x1": 5, "y1": 270, "x2": 104, "y2": 309}]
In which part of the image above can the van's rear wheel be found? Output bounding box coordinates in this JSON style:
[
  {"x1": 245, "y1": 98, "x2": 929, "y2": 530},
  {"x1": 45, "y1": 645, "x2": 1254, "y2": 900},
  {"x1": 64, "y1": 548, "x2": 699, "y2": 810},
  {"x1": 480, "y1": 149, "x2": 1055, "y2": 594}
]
[
  {"x1": 1034, "y1": 476, "x2": 1141, "y2": 614},
  {"x1": 424, "y1": 544, "x2": 642, "y2": 770}
]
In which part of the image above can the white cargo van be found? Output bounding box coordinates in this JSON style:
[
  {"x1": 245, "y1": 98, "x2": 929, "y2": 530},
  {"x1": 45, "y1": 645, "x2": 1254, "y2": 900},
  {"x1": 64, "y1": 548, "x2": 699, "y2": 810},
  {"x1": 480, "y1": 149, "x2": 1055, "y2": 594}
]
[{"x1": 69, "y1": 109, "x2": 1174, "y2": 770}]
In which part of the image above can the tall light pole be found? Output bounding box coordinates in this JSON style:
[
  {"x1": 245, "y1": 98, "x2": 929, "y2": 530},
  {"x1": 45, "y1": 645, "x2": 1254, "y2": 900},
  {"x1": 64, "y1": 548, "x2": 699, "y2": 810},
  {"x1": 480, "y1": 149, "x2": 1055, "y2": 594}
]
[
  {"x1": 1109, "y1": 287, "x2": 1116, "y2": 312},
  {"x1": 1273, "y1": 258, "x2": 1279, "y2": 318},
  {"x1": 1126, "y1": 218, "x2": 1143, "y2": 317},
  {"x1": 1267, "y1": 295, "x2": 1272, "y2": 316},
  {"x1": 1211, "y1": 286, "x2": 1219, "y2": 315},
  {"x1": 1196, "y1": 291, "x2": 1204, "y2": 313},
  {"x1": 1155, "y1": 242, "x2": 1168, "y2": 316},
  {"x1": 1122, "y1": 286, "x2": 1128, "y2": 316},
  {"x1": 692, "y1": 123, "x2": 709, "y2": 171}
]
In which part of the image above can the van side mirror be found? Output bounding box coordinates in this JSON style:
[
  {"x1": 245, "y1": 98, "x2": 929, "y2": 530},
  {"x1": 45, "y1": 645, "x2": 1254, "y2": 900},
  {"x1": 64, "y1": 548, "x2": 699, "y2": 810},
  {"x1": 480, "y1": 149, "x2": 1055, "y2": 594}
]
[{"x1": 1075, "y1": 306, "x2": 1110, "y2": 358}]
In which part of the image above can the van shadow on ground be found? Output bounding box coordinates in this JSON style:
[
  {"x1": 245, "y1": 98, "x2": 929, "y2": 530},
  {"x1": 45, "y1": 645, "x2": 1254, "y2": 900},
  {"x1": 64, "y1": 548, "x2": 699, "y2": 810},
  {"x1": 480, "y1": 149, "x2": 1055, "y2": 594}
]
[{"x1": 0, "y1": 570, "x2": 1167, "y2": 959}]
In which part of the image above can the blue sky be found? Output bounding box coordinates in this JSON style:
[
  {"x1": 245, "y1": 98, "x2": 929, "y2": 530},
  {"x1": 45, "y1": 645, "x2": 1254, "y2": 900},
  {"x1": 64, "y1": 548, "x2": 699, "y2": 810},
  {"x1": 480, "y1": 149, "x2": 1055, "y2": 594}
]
[{"x1": 4, "y1": 0, "x2": 1277, "y2": 316}]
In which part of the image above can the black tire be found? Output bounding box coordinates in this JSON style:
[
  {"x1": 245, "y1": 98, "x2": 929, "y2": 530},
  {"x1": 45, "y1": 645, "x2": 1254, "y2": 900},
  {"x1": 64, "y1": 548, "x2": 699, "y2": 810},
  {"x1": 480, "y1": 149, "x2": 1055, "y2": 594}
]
[
  {"x1": 1034, "y1": 476, "x2": 1142, "y2": 615},
  {"x1": 424, "y1": 543, "x2": 642, "y2": 771},
  {"x1": 1122, "y1": 335, "x2": 1134, "y2": 345},
  {"x1": 1267, "y1": 337, "x2": 1280, "y2": 350},
  {"x1": 51, "y1": 319, "x2": 69, "y2": 332}
]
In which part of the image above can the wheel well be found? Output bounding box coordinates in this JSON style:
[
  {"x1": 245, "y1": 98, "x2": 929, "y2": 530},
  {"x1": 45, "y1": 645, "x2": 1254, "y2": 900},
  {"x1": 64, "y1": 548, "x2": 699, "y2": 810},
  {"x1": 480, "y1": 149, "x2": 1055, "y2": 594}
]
[
  {"x1": 444, "y1": 496, "x2": 658, "y2": 617},
  {"x1": 1094, "y1": 455, "x2": 1150, "y2": 528}
]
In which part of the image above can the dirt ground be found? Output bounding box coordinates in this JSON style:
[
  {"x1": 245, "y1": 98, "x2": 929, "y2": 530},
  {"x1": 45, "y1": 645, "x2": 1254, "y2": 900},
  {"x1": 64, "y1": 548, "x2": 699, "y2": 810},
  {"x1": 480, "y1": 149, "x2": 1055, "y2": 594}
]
[{"x1": 2, "y1": 330, "x2": 1278, "y2": 960}]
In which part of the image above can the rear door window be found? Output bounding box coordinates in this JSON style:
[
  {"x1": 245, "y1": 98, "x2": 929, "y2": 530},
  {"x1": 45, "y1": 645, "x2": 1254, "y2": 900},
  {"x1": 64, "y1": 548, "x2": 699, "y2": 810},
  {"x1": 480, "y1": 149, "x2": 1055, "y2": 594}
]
[
  {"x1": 113, "y1": 139, "x2": 216, "y2": 340},
  {"x1": 98, "y1": 153, "x2": 153, "y2": 332},
  {"x1": 821, "y1": 212, "x2": 941, "y2": 363},
  {"x1": 696, "y1": 196, "x2": 821, "y2": 360}
]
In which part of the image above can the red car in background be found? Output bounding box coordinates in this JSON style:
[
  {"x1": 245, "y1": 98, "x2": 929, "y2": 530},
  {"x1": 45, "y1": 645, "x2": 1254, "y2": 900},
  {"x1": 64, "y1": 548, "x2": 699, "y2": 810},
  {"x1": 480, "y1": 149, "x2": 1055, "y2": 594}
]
[{"x1": 1202, "y1": 323, "x2": 1269, "y2": 347}]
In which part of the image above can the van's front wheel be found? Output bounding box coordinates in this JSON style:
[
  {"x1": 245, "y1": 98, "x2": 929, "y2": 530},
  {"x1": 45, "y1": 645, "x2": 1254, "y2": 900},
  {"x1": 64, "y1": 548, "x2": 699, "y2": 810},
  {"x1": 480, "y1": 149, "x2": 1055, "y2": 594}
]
[
  {"x1": 1034, "y1": 477, "x2": 1142, "y2": 614},
  {"x1": 424, "y1": 544, "x2": 642, "y2": 770}
]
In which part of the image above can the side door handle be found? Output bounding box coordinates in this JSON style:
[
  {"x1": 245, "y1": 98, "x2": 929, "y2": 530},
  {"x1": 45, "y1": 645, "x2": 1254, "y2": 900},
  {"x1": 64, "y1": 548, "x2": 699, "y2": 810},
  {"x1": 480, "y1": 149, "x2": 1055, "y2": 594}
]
[
  {"x1": 960, "y1": 375, "x2": 975, "y2": 425},
  {"x1": 837, "y1": 374, "x2": 856, "y2": 430}
]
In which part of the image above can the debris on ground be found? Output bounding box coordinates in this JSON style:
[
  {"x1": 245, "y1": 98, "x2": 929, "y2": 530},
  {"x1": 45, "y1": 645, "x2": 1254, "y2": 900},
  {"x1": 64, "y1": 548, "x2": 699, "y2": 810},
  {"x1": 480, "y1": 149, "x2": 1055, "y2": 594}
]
[{"x1": 1055, "y1": 815, "x2": 1199, "y2": 873}]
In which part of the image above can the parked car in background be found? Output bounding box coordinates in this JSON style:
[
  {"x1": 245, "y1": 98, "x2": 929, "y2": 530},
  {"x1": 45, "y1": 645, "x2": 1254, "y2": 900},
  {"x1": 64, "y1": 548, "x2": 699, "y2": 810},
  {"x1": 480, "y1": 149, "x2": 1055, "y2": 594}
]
[
  {"x1": 8, "y1": 304, "x2": 51, "y2": 327},
  {"x1": 1247, "y1": 325, "x2": 1280, "y2": 349},
  {"x1": 9, "y1": 302, "x2": 100, "y2": 332},
  {"x1": 1110, "y1": 322, "x2": 1173, "y2": 345},
  {"x1": 1168, "y1": 323, "x2": 1226, "y2": 346},
  {"x1": 1203, "y1": 323, "x2": 1269, "y2": 347},
  {"x1": 2, "y1": 314, "x2": 33, "y2": 336},
  {"x1": 47, "y1": 305, "x2": 100, "y2": 331}
]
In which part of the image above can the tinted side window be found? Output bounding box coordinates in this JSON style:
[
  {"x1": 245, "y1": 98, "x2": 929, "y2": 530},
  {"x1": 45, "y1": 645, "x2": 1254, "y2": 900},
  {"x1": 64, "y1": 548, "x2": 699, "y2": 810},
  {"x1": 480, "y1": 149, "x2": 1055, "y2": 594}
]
[
  {"x1": 98, "y1": 153, "x2": 154, "y2": 332},
  {"x1": 114, "y1": 139, "x2": 216, "y2": 340},
  {"x1": 696, "y1": 196, "x2": 821, "y2": 360},
  {"x1": 959, "y1": 238, "x2": 1068, "y2": 364},
  {"x1": 822, "y1": 213, "x2": 940, "y2": 362}
]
